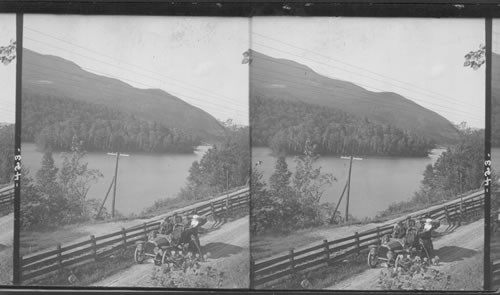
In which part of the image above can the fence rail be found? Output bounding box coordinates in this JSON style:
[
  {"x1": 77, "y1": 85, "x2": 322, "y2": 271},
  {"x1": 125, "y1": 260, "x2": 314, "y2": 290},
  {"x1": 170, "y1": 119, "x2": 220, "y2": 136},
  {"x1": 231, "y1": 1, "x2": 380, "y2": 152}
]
[
  {"x1": 20, "y1": 186, "x2": 250, "y2": 283},
  {"x1": 252, "y1": 190, "x2": 485, "y2": 288},
  {"x1": 0, "y1": 183, "x2": 14, "y2": 212}
]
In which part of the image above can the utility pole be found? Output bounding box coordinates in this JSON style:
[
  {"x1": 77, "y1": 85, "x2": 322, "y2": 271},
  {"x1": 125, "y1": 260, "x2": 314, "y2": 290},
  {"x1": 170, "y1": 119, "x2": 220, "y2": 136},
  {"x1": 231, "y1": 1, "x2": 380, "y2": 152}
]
[
  {"x1": 107, "y1": 152, "x2": 129, "y2": 218},
  {"x1": 340, "y1": 155, "x2": 363, "y2": 222}
]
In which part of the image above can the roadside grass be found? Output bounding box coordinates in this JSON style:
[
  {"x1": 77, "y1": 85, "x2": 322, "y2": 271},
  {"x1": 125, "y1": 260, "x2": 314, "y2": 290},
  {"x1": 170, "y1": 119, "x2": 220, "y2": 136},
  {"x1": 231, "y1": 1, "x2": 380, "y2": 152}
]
[
  {"x1": 20, "y1": 229, "x2": 89, "y2": 257},
  {"x1": 0, "y1": 247, "x2": 13, "y2": 285},
  {"x1": 251, "y1": 220, "x2": 372, "y2": 260},
  {"x1": 263, "y1": 252, "x2": 369, "y2": 290},
  {"x1": 29, "y1": 247, "x2": 136, "y2": 286}
]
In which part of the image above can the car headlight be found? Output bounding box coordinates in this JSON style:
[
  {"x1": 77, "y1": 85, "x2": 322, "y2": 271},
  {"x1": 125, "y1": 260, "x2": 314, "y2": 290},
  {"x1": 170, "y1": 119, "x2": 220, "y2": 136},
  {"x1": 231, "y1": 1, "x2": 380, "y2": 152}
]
[{"x1": 154, "y1": 247, "x2": 160, "y2": 254}]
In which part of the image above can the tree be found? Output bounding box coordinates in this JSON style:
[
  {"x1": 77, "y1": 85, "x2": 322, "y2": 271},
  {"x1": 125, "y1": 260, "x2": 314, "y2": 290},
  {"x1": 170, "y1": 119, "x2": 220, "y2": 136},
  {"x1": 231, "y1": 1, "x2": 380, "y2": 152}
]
[
  {"x1": 269, "y1": 156, "x2": 292, "y2": 194},
  {"x1": 252, "y1": 139, "x2": 336, "y2": 235},
  {"x1": 0, "y1": 40, "x2": 16, "y2": 184},
  {"x1": 0, "y1": 39, "x2": 16, "y2": 65},
  {"x1": 292, "y1": 138, "x2": 335, "y2": 227},
  {"x1": 58, "y1": 135, "x2": 103, "y2": 223},
  {"x1": 178, "y1": 124, "x2": 250, "y2": 200},
  {"x1": 464, "y1": 44, "x2": 485, "y2": 70},
  {"x1": 36, "y1": 149, "x2": 58, "y2": 188},
  {"x1": 0, "y1": 125, "x2": 14, "y2": 184}
]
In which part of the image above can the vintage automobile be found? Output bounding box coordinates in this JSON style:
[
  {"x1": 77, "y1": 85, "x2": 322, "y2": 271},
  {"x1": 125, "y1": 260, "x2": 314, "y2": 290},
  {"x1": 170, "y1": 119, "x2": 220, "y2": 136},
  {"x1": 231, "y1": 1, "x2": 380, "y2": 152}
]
[
  {"x1": 367, "y1": 237, "x2": 407, "y2": 268},
  {"x1": 368, "y1": 222, "x2": 436, "y2": 269},
  {"x1": 134, "y1": 221, "x2": 204, "y2": 266}
]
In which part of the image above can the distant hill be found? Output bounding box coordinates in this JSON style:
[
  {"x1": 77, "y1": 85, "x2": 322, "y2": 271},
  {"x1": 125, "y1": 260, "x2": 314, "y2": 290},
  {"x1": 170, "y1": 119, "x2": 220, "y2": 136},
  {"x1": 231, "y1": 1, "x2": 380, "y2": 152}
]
[
  {"x1": 492, "y1": 53, "x2": 500, "y2": 146},
  {"x1": 250, "y1": 50, "x2": 460, "y2": 146},
  {"x1": 22, "y1": 49, "x2": 225, "y2": 142}
]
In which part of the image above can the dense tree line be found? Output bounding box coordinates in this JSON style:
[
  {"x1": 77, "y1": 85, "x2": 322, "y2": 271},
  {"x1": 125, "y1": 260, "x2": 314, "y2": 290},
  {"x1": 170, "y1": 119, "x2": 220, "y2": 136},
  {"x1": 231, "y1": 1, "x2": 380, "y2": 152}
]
[
  {"x1": 0, "y1": 124, "x2": 14, "y2": 184},
  {"x1": 378, "y1": 125, "x2": 484, "y2": 218},
  {"x1": 493, "y1": 99, "x2": 500, "y2": 147},
  {"x1": 22, "y1": 94, "x2": 200, "y2": 153},
  {"x1": 251, "y1": 139, "x2": 337, "y2": 235},
  {"x1": 176, "y1": 124, "x2": 250, "y2": 201},
  {"x1": 21, "y1": 136, "x2": 105, "y2": 230},
  {"x1": 251, "y1": 96, "x2": 435, "y2": 157}
]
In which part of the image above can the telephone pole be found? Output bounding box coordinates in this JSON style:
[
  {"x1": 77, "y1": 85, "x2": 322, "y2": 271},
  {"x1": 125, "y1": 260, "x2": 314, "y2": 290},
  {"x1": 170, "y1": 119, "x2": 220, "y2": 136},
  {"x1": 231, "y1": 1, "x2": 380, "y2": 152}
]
[
  {"x1": 107, "y1": 152, "x2": 129, "y2": 218},
  {"x1": 340, "y1": 155, "x2": 363, "y2": 222}
]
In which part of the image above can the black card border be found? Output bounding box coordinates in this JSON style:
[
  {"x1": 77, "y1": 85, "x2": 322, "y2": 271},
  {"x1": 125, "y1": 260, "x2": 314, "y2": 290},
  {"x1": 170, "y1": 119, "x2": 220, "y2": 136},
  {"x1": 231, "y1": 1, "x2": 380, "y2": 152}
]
[{"x1": 1, "y1": 2, "x2": 497, "y2": 294}]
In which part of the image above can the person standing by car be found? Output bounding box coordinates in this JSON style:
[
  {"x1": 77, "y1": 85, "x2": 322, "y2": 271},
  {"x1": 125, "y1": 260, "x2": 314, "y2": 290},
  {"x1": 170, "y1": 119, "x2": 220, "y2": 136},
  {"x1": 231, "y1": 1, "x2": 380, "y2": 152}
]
[{"x1": 419, "y1": 218, "x2": 435, "y2": 259}]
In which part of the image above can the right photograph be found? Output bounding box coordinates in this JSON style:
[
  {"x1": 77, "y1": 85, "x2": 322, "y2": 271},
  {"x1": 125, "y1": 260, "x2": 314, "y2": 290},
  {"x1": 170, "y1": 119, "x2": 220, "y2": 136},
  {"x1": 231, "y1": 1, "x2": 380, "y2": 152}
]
[{"x1": 249, "y1": 17, "x2": 486, "y2": 290}]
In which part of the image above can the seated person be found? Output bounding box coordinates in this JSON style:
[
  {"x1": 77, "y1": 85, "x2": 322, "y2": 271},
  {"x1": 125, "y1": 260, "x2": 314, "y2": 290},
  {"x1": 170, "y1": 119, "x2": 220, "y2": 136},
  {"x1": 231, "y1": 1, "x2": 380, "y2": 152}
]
[
  {"x1": 404, "y1": 219, "x2": 418, "y2": 249},
  {"x1": 392, "y1": 220, "x2": 407, "y2": 239},
  {"x1": 160, "y1": 216, "x2": 174, "y2": 235}
]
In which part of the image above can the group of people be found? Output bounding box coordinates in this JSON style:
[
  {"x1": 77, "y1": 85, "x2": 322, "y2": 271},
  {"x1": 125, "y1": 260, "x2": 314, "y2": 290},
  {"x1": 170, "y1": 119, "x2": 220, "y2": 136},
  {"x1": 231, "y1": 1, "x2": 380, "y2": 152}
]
[
  {"x1": 149, "y1": 213, "x2": 207, "y2": 246},
  {"x1": 391, "y1": 215, "x2": 439, "y2": 257}
]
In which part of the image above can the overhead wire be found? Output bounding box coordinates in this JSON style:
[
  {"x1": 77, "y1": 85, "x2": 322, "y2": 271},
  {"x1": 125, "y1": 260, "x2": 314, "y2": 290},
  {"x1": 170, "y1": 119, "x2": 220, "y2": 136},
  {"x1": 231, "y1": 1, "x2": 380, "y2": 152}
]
[{"x1": 252, "y1": 32, "x2": 483, "y2": 113}]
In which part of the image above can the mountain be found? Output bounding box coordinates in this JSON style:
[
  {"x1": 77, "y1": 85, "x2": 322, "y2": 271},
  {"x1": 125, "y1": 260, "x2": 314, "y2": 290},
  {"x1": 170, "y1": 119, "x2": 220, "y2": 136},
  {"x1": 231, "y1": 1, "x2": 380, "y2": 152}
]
[
  {"x1": 250, "y1": 50, "x2": 461, "y2": 145},
  {"x1": 22, "y1": 49, "x2": 225, "y2": 142},
  {"x1": 492, "y1": 53, "x2": 500, "y2": 146}
]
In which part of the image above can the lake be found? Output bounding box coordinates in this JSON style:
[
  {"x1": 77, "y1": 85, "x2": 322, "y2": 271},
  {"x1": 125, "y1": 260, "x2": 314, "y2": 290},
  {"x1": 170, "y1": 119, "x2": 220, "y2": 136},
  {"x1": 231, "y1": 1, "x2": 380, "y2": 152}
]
[
  {"x1": 252, "y1": 147, "x2": 445, "y2": 219},
  {"x1": 21, "y1": 143, "x2": 209, "y2": 215}
]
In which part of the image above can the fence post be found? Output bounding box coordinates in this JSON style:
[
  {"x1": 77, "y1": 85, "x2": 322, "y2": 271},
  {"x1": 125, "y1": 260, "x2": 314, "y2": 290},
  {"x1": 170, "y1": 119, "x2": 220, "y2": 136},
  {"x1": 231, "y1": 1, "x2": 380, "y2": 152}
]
[
  {"x1": 376, "y1": 227, "x2": 381, "y2": 242},
  {"x1": 323, "y1": 240, "x2": 330, "y2": 265},
  {"x1": 121, "y1": 228, "x2": 127, "y2": 246},
  {"x1": 143, "y1": 223, "x2": 148, "y2": 239},
  {"x1": 289, "y1": 249, "x2": 295, "y2": 275},
  {"x1": 355, "y1": 232, "x2": 360, "y2": 254},
  {"x1": 226, "y1": 195, "x2": 231, "y2": 216},
  {"x1": 459, "y1": 198, "x2": 464, "y2": 226},
  {"x1": 90, "y1": 235, "x2": 97, "y2": 261},
  {"x1": 57, "y1": 244, "x2": 63, "y2": 270},
  {"x1": 444, "y1": 206, "x2": 450, "y2": 225}
]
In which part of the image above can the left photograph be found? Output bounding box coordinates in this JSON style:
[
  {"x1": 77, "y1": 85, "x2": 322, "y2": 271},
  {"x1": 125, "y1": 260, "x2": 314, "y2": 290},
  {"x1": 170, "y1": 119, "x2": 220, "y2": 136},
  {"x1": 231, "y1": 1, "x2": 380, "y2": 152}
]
[
  {"x1": 0, "y1": 13, "x2": 16, "y2": 286},
  {"x1": 18, "y1": 15, "x2": 250, "y2": 288}
]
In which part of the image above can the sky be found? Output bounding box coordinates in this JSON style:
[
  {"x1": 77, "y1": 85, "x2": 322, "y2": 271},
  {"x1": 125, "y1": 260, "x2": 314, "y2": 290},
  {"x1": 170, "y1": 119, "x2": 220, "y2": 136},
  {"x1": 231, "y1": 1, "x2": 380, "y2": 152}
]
[
  {"x1": 22, "y1": 15, "x2": 250, "y2": 126},
  {"x1": 494, "y1": 19, "x2": 500, "y2": 54},
  {"x1": 252, "y1": 17, "x2": 486, "y2": 129},
  {"x1": 0, "y1": 14, "x2": 17, "y2": 124}
]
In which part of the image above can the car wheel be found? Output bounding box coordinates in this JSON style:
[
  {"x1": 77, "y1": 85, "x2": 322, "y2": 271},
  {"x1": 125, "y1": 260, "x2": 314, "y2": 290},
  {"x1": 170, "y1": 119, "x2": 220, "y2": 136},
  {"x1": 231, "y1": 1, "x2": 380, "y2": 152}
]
[
  {"x1": 368, "y1": 251, "x2": 378, "y2": 268},
  {"x1": 134, "y1": 247, "x2": 145, "y2": 264}
]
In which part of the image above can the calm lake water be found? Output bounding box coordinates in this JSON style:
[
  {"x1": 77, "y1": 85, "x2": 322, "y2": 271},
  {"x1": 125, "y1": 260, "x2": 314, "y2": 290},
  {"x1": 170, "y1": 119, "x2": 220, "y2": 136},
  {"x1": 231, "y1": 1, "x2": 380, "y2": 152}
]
[
  {"x1": 252, "y1": 147, "x2": 445, "y2": 219},
  {"x1": 21, "y1": 143, "x2": 209, "y2": 215}
]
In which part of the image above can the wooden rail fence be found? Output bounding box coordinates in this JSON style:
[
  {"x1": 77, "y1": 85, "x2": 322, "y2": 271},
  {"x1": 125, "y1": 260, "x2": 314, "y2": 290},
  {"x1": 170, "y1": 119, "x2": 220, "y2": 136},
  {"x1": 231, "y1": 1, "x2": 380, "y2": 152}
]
[
  {"x1": 252, "y1": 190, "x2": 484, "y2": 288},
  {"x1": 0, "y1": 183, "x2": 14, "y2": 212},
  {"x1": 20, "y1": 186, "x2": 249, "y2": 284}
]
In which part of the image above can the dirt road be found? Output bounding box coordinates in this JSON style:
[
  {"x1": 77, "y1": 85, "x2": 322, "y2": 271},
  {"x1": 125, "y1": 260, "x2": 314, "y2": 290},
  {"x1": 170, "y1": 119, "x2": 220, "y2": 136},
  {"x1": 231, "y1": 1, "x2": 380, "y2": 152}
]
[
  {"x1": 325, "y1": 219, "x2": 484, "y2": 290},
  {"x1": 92, "y1": 216, "x2": 249, "y2": 288}
]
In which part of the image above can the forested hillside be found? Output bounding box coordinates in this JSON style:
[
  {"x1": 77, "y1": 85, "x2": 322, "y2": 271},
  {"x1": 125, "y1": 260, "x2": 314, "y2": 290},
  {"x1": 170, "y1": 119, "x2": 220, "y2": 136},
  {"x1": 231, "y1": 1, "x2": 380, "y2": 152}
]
[
  {"x1": 251, "y1": 96, "x2": 435, "y2": 157},
  {"x1": 22, "y1": 94, "x2": 200, "y2": 153},
  {"x1": 23, "y1": 49, "x2": 225, "y2": 142},
  {"x1": 492, "y1": 53, "x2": 500, "y2": 146},
  {"x1": 250, "y1": 50, "x2": 460, "y2": 146},
  {"x1": 0, "y1": 124, "x2": 14, "y2": 183}
]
